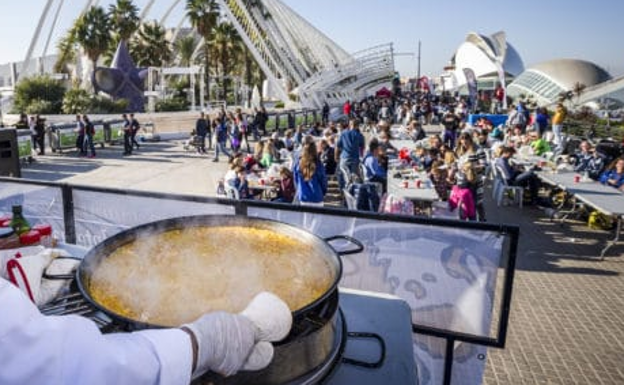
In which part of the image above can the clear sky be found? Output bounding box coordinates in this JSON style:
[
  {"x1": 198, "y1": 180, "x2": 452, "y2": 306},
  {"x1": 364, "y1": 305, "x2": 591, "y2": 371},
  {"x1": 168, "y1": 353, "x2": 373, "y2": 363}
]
[{"x1": 1, "y1": 0, "x2": 623, "y2": 78}]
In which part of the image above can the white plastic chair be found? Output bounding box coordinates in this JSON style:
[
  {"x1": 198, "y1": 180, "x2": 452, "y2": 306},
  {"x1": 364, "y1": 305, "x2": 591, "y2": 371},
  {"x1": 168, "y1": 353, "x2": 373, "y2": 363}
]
[
  {"x1": 343, "y1": 189, "x2": 358, "y2": 210},
  {"x1": 494, "y1": 165, "x2": 524, "y2": 208},
  {"x1": 224, "y1": 184, "x2": 240, "y2": 200}
]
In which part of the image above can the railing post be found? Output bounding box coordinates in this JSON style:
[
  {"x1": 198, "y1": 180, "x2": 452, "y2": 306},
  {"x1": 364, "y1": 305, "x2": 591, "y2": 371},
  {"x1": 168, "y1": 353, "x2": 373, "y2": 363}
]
[
  {"x1": 61, "y1": 184, "x2": 76, "y2": 244},
  {"x1": 275, "y1": 113, "x2": 280, "y2": 133}
]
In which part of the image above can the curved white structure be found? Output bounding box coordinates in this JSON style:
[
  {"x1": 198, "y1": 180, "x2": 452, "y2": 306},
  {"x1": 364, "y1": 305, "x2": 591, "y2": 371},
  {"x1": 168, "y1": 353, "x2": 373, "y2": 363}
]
[
  {"x1": 507, "y1": 58, "x2": 612, "y2": 106},
  {"x1": 440, "y1": 31, "x2": 524, "y2": 91}
]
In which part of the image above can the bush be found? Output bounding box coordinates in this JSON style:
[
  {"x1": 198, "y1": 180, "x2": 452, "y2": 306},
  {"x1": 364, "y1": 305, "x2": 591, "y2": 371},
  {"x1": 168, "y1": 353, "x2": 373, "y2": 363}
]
[
  {"x1": 273, "y1": 101, "x2": 285, "y2": 109},
  {"x1": 24, "y1": 99, "x2": 57, "y2": 115},
  {"x1": 155, "y1": 97, "x2": 188, "y2": 112},
  {"x1": 62, "y1": 88, "x2": 92, "y2": 114},
  {"x1": 89, "y1": 96, "x2": 129, "y2": 114},
  {"x1": 13, "y1": 75, "x2": 65, "y2": 114}
]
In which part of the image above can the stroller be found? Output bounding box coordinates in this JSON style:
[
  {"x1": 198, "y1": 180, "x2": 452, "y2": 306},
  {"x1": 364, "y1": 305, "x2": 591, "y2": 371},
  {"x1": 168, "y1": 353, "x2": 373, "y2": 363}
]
[{"x1": 183, "y1": 131, "x2": 204, "y2": 152}]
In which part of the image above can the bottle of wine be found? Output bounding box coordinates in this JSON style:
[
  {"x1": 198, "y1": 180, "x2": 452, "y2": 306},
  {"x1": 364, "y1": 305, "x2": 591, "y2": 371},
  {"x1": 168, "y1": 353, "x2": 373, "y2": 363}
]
[{"x1": 9, "y1": 205, "x2": 31, "y2": 235}]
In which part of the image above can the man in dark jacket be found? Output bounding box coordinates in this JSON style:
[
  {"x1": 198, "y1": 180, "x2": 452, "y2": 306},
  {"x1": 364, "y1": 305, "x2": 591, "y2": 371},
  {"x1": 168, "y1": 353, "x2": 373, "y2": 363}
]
[{"x1": 195, "y1": 112, "x2": 209, "y2": 154}]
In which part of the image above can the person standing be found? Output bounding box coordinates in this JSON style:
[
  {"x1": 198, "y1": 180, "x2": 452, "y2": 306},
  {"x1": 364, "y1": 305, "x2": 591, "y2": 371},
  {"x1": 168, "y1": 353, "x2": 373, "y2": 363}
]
[
  {"x1": 213, "y1": 117, "x2": 232, "y2": 162},
  {"x1": 335, "y1": 119, "x2": 365, "y2": 189},
  {"x1": 82, "y1": 115, "x2": 96, "y2": 158},
  {"x1": 258, "y1": 106, "x2": 268, "y2": 137},
  {"x1": 551, "y1": 103, "x2": 567, "y2": 150},
  {"x1": 34, "y1": 115, "x2": 46, "y2": 155},
  {"x1": 195, "y1": 112, "x2": 209, "y2": 154},
  {"x1": 122, "y1": 113, "x2": 132, "y2": 156},
  {"x1": 130, "y1": 113, "x2": 141, "y2": 150},
  {"x1": 322, "y1": 102, "x2": 330, "y2": 126},
  {"x1": 75, "y1": 114, "x2": 86, "y2": 156},
  {"x1": 294, "y1": 141, "x2": 327, "y2": 206},
  {"x1": 28, "y1": 116, "x2": 38, "y2": 154}
]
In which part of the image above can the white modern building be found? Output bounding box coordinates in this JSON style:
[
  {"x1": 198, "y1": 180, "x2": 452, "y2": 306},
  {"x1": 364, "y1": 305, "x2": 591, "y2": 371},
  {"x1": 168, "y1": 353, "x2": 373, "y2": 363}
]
[
  {"x1": 438, "y1": 31, "x2": 524, "y2": 92},
  {"x1": 507, "y1": 58, "x2": 613, "y2": 107}
]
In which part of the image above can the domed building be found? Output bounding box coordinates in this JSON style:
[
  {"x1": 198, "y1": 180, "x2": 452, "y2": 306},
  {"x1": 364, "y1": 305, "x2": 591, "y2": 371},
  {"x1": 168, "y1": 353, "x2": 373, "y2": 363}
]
[
  {"x1": 507, "y1": 59, "x2": 612, "y2": 106},
  {"x1": 439, "y1": 31, "x2": 525, "y2": 91}
]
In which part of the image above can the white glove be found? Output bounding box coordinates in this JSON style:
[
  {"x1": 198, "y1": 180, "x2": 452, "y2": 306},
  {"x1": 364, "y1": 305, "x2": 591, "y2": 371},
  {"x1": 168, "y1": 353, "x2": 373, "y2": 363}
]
[{"x1": 183, "y1": 292, "x2": 292, "y2": 378}]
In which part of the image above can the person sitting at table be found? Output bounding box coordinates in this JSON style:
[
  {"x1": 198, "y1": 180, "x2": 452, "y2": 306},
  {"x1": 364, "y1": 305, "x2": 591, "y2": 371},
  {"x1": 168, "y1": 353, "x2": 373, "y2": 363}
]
[
  {"x1": 429, "y1": 160, "x2": 451, "y2": 201},
  {"x1": 412, "y1": 144, "x2": 434, "y2": 172},
  {"x1": 260, "y1": 140, "x2": 276, "y2": 168},
  {"x1": 406, "y1": 120, "x2": 426, "y2": 142},
  {"x1": 272, "y1": 167, "x2": 296, "y2": 203},
  {"x1": 253, "y1": 141, "x2": 265, "y2": 167},
  {"x1": 573, "y1": 140, "x2": 606, "y2": 180},
  {"x1": 528, "y1": 130, "x2": 551, "y2": 156},
  {"x1": 495, "y1": 146, "x2": 540, "y2": 205},
  {"x1": 378, "y1": 130, "x2": 397, "y2": 157},
  {"x1": 599, "y1": 157, "x2": 624, "y2": 189},
  {"x1": 272, "y1": 132, "x2": 285, "y2": 152},
  {"x1": 293, "y1": 141, "x2": 327, "y2": 206},
  {"x1": 228, "y1": 166, "x2": 254, "y2": 200},
  {"x1": 362, "y1": 139, "x2": 388, "y2": 193},
  {"x1": 283, "y1": 130, "x2": 295, "y2": 151},
  {"x1": 319, "y1": 139, "x2": 337, "y2": 176}
]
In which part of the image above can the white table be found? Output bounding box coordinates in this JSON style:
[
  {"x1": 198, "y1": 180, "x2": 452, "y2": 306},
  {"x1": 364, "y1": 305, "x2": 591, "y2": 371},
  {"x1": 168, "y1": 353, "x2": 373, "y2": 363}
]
[
  {"x1": 387, "y1": 171, "x2": 440, "y2": 216},
  {"x1": 537, "y1": 171, "x2": 624, "y2": 258}
]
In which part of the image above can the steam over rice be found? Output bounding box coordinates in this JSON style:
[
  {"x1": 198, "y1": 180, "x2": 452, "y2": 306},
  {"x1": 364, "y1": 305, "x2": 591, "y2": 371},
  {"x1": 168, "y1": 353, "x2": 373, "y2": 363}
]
[{"x1": 89, "y1": 226, "x2": 334, "y2": 326}]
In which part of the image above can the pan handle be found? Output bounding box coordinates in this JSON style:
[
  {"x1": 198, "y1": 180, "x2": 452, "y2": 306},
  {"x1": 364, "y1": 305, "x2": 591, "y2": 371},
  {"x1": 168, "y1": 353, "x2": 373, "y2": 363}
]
[
  {"x1": 324, "y1": 235, "x2": 364, "y2": 256},
  {"x1": 342, "y1": 332, "x2": 386, "y2": 368}
]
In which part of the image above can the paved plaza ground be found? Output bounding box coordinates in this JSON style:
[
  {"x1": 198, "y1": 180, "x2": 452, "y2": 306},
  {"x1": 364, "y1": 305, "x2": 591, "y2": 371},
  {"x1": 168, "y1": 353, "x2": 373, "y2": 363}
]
[{"x1": 16, "y1": 136, "x2": 624, "y2": 385}]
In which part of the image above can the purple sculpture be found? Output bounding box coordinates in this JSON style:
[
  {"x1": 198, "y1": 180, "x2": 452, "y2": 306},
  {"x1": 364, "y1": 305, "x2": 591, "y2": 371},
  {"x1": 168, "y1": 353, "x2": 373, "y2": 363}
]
[{"x1": 93, "y1": 41, "x2": 148, "y2": 112}]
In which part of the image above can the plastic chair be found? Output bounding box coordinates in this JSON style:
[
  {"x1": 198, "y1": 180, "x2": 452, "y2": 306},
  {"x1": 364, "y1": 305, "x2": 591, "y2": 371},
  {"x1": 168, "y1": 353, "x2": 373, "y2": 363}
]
[
  {"x1": 343, "y1": 188, "x2": 358, "y2": 210},
  {"x1": 224, "y1": 184, "x2": 240, "y2": 200},
  {"x1": 494, "y1": 165, "x2": 524, "y2": 208}
]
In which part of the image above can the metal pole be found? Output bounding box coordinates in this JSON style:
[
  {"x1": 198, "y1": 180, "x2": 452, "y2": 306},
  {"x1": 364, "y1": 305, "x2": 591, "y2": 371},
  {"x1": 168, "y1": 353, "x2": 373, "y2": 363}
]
[
  {"x1": 61, "y1": 184, "x2": 76, "y2": 244},
  {"x1": 417, "y1": 40, "x2": 421, "y2": 83}
]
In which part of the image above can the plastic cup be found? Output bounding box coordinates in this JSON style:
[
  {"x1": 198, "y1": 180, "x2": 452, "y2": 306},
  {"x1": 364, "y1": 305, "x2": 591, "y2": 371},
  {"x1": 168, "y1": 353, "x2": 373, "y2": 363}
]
[
  {"x1": 573, "y1": 175, "x2": 580, "y2": 183},
  {"x1": 415, "y1": 179, "x2": 422, "y2": 188},
  {"x1": 402, "y1": 180, "x2": 409, "y2": 188},
  {"x1": 260, "y1": 178, "x2": 266, "y2": 186}
]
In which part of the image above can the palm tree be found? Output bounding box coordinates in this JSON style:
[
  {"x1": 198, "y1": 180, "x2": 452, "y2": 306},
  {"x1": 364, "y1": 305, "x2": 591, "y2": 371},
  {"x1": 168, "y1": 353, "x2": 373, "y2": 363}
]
[
  {"x1": 108, "y1": 0, "x2": 140, "y2": 41},
  {"x1": 212, "y1": 22, "x2": 243, "y2": 102},
  {"x1": 53, "y1": 27, "x2": 78, "y2": 74},
  {"x1": 130, "y1": 21, "x2": 173, "y2": 67},
  {"x1": 175, "y1": 34, "x2": 198, "y2": 67},
  {"x1": 74, "y1": 6, "x2": 112, "y2": 70},
  {"x1": 186, "y1": 0, "x2": 220, "y2": 99}
]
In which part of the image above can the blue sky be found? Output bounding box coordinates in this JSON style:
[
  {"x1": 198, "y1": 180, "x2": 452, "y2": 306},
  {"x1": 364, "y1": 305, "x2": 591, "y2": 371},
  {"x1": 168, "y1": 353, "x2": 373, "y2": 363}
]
[{"x1": 1, "y1": 0, "x2": 623, "y2": 78}]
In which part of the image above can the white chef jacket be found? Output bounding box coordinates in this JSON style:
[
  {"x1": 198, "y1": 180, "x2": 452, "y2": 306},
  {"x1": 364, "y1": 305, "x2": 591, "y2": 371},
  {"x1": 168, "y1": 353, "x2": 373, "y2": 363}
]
[{"x1": 0, "y1": 278, "x2": 193, "y2": 385}]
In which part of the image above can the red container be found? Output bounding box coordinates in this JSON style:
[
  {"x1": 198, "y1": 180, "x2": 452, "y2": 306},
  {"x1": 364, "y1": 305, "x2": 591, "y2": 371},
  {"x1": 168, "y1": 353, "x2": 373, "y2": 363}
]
[
  {"x1": 402, "y1": 180, "x2": 409, "y2": 188},
  {"x1": 574, "y1": 175, "x2": 581, "y2": 183},
  {"x1": 415, "y1": 180, "x2": 422, "y2": 189},
  {"x1": 19, "y1": 230, "x2": 41, "y2": 246}
]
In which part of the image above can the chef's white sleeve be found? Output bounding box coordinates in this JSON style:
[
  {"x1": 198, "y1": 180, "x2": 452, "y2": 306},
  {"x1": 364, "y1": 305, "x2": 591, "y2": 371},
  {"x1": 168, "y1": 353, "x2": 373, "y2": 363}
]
[{"x1": 0, "y1": 278, "x2": 193, "y2": 385}]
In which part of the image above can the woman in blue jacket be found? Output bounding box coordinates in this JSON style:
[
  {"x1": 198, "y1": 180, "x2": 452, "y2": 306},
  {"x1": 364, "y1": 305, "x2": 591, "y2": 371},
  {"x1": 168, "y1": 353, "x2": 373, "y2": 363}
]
[
  {"x1": 599, "y1": 157, "x2": 624, "y2": 189},
  {"x1": 293, "y1": 141, "x2": 327, "y2": 205}
]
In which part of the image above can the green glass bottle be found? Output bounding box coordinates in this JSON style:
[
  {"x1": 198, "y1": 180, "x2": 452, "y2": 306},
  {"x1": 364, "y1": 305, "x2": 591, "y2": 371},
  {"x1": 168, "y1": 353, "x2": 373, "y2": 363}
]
[{"x1": 10, "y1": 205, "x2": 31, "y2": 235}]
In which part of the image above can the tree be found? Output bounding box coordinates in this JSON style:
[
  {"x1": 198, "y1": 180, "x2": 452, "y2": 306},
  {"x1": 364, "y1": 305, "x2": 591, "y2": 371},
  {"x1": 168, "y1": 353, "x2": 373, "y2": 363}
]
[
  {"x1": 186, "y1": 0, "x2": 220, "y2": 99},
  {"x1": 175, "y1": 34, "x2": 198, "y2": 67},
  {"x1": 53, "y1": 27, "x2": 78, "y2": 74},
  {"x1": 130, "y1": 21, "x2": 173, "y2": 67},
  {"x1": 74, "y1": 6, "x2": 112, "y2": 69},
  {"x1": 108, "y1": 0, "x2": 140, "y2": 42},
  {"x1": 212, "y1": 22, "x2": 243, "y2": 102}
]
